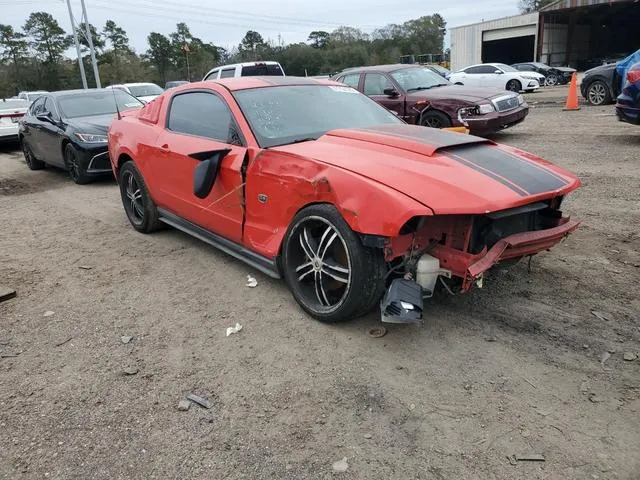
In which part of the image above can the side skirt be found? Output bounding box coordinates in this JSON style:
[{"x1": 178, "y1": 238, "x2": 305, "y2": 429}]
[{"x1": 157, "y1": 208, "x2": 281, "y2": 279}]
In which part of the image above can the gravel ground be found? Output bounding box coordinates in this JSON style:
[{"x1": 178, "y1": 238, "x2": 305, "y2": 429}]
[{"x1": 1, "y1": 102, "x2": 639, "y2": 480}]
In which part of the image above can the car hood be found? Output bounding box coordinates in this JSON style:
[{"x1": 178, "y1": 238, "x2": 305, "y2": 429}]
[
  {"x1": 66, "y1": 113, "x2": 116, "y2": 134},
  {"x1": 272, "y1": 124, "x2": 579, "y2": 215},
  {"x1": 585, "y1": 63, "x2": 617, "y2": 76},
  {"x1": 407, "y1": 85, "x2": 507, "y2": 102},
  {"x1": 554, "y1": 67, "x2": 576, "y2": 73}
]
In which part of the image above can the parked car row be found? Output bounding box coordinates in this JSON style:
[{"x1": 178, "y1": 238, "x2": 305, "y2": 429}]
[{"x1": 14, "y1": 73, "x2": 581, "y2": 324}]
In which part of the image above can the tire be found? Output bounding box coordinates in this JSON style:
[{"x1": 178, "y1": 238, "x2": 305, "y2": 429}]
[
  {"x1": 586, "y1": 80, "x2": 611, "y2": 106},
  {"x1": 454, "y1": 82, "x2": 463, "y2": 85},
  {"x1": 281, "y1": 204, "x2": 386, "y2": 323},
  {"x1": 545, "y1": 73, "x2": 559, "y2": 86},
  {"x1": 420, "y1": 110, "x2": 451, "y2": 129},
  {"x1": 64, "y1": 143, "x2": 91, "y2": 184},
  {"x1": 506, "y1": 79, "x2": 522, "y2": 92},
  {"x1": 21, "y1": 138, "x2": 45, "y2": 170},
  {"x1": 118, "y1": 161, "x2": 162, "y2": 233}
]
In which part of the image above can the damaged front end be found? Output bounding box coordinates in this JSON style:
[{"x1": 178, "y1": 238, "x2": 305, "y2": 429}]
[{"x1": 377, "y1": 199, "x2": 579, "y2": 323}]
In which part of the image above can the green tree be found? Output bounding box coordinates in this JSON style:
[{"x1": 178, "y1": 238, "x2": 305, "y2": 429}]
[
  {"x1": 77, "y1": 22, "x2": 105, "y2": 53},
  {"x1": 238, "y1": 30, "x2": 267, "y2": 60},
  {"x1": 103, "y1": 20, "x2": 131, "y2": 80},
  {"x1": 307, "y1": 31, "x2": 329, "y2": 49},
  {"x1": 169, "y1": 22, "x2": 193, "y2": 79},
  {"x1": 146, "y1": 32, "x2": 172, "y2": 83},
  {"x1": 23, "y1": 12, "x2": 70, "y2": 64},
  {"x1": 519, "y1": 0, "x2": 555, "y2": 13},
  {"x1": 0, "y1": 24, "x2": 29, "y2": 81}
]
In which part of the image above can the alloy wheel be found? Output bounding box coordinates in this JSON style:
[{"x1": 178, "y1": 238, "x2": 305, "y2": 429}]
[
  {"x1": 123, "y1": 171, "x2": 144, "y2": 225},
  {"x1": 545, "y1": 74, "x2": 558, "y2": 86},
  {"x1": 588, "y1": 83, "x2": 606, "y2": 105},
  {"x1": 22, "y1": 143, "x2": 34, "y2": 167},
  {"x1": 66, "y1": 148, "x2": 81, "y2": 181},
  {"x1": 424, "y1": 117, "x2": 442, "y2": 128},
  {"x1": 286, "y1": 216, "x2": 352, "y2": 311}
]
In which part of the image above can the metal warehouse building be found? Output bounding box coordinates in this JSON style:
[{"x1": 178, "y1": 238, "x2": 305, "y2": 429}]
[{"x1": 450, "y1": 0, "x2": 640, "y2": 71}]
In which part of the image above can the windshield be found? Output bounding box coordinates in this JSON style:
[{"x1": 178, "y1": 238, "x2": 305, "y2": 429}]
[
  {"x1": 494, "y1": 64, "x2": 518, "y2": 72},
  {"x1": 233, "y1": 85, "x2": 402, "y2": 148},
  {"x1": 28, "y1": 93, "x2": 45, "y2": 102},
  {"x1": 531, "y1": 62, "x2": 550, "y2": 68},
  {"x1": 128, "y1": 84, "x2": 163, "y2": 97},
  {"x1": 57, "y1": 90, "x2": 144, "y2": 118},
  {"x1": 391, "y1": 67, "x2": 450, "y2": 92}
]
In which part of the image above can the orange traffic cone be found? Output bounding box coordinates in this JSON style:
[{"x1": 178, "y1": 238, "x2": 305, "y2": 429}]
[{"x1": 563, "y1": 72, "x2": 581, "y2": 111}]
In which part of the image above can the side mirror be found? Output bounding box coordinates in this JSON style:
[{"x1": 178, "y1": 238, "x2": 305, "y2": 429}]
[
  {"x1": 494, "y1": 70, "x2": 503, "y2": 75},
  {"x1": 383, "y1": 87, "x2": 399, "y2": 97},
  {"x1": 191, "y1": 149, "x2": 231, "y2": 199},
  {"x1": 36, "y1": 112, "x2": 52, "y2": 123}
]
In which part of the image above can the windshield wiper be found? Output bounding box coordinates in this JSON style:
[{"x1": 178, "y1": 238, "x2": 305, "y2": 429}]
[
  {"x1": 289, "y1": 137, "x2": 317, "y2": 144},
  {"x1": 407, "y1": 86, "x2": 436, "y2": 92}
]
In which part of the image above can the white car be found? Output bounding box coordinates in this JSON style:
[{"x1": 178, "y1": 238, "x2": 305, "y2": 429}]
[
  {"x1": 203, "y1": 61, "x2": 285, "y2": 81},
  {"x1": 17, "y1": 90, "x2": 48, "y2": 104},
  {"x1": 106, "y1": 83, "x2": 164, "y2": 103},
  {"x1": 449, "y1": 63, "x2": 542, "y2": 92},
  {"x1": 0, "y1": 98, "x2": 29, "y2": 143}
]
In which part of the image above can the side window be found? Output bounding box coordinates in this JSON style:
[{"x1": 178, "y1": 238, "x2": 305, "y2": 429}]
[
  {"x1": 44, "y1": 97, "x2": 58, "y2": 119},
  {"x1": 167, "y1": 91, "x2": 242, "y2": 145},
  {"x1": 30, "y1": 97, "x2": 45, "y2": 115},
  {"x1": 340, "y1": 73, "x2": 360, "y2": 89},
  {"x1": 220, "y1": 68, "x2": 236, "y2": 78},
  {"x1": 464, "y1": 66, "x2": 483, "y2": 74},
  {"x1": 483, "y1": 65, "x2": 500, "y2": 73},
  {"x1": 521, "y1": 65, "x2": 535, "y2": 71},
  {"x1": 364, "y1": 73, "x2": 392, "y2": 95},
  {"x1": 205, "y1": 70, "x2": 219, "y2": 80}
]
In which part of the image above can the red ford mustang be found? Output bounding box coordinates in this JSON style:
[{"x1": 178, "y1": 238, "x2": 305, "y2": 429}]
[{"x1": 108, "y1": 77, "x2": 580, "y2": 323}]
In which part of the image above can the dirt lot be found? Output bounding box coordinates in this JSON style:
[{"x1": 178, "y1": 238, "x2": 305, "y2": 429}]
[{"x1": 1, "y1": 95, "x2": 639, "y2": 479}]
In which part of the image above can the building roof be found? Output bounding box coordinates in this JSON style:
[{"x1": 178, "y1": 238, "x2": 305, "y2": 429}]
[{"x1": 540, "y1": 0, "x2": 632, "y2": 12}]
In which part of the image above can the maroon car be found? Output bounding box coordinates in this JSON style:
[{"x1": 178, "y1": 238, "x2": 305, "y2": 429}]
[{"x1": 333, "y1": 64, "x2": 529, "y2": 135}]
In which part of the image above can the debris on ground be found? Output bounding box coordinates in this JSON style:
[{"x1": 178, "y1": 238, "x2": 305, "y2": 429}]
[
  {"x1": 332, "y1": 457, "x2": 349, "y2": 473},
  {"x1": 589, "y1": 393, "x2": 605, "y2": 403},
  {"x1": 186, "y1": 393, "x2": 213, "y2": 409},
  {"x1": 580, "y1": 380, "x2": 590, "y2": 393},
  {"x1": 507, "y1": 455, "x2": 518, "y2": 466},
  {"x1": 78, "y1": 265, "x2": 92, "y2": 270},
  {"x1": 623, "y1": 352, "x2": 637, "y2": 361},
  {"x1": 515, "y1": 454, "x2": 545, "y2": 462},
  {"x1": 120, "y1": 335, "x2": 133, "y2": 344},
  {"x1": 226, "y1": 323, "x2": 243, "y2": 337},
  {"x1": 123, "y1": 366, "x2": 139, "y2": 375},
  {"x1": 367, "y1": 326, "x2": 387, "y2": 338},
  {"x1": 600, "y1": 352, "x2": 611, "y2": 366},
  {"x1": 246, "y1": 275, "x2": 258, "y2": 288},
  {"x1": 591, "y1": 310, "x2": 613, "y2": 322},
  {"x1": 409, "y1": 403, "x2": 416, "y2": 411},
  {"x1": 177, "y1": 400, "x2": 191, "y2": 411},
  {"x1": 363, "y1": 433, "x2": 372, "y2": 439},
  {"x1": 43, "y1": 311, "x2": 55, "y2": 317},
  {"x1": 55, "y1": 337, "x2": 72, "y2": 347},
  {"x1": 0, "y1": 286, "x2": 17, "y2": 303}
]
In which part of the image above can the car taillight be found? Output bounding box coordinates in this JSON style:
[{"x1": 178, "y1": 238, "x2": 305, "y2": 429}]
[{"x1": 627, "y1": 70, "x2": 640, "y2": 84}]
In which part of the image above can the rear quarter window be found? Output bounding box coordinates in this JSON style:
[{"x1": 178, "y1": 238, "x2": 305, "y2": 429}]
[{"x1": 220, "y1": 68, "x2": 236, "y2": 78}]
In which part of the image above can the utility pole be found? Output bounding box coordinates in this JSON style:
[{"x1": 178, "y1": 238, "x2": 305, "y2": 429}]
[
  {"x1": 80, "y1": 0, "x2": 101, "y2": 88},
  {"x1": 66, "y1": 0, "x2": 88, "y2": 89}
]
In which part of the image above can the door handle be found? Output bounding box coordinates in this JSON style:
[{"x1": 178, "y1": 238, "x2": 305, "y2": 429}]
[{"x1": 160, "y1": 144, "x2": 170, "y2": 152}]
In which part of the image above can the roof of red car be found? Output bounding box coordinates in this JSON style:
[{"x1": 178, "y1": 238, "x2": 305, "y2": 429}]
[
  {"x1": 340, "y1": 64, "x2": 422, "y2": 74},
  {"x1": 186, "y1": 76, "x2": 341, "y2": 92}
]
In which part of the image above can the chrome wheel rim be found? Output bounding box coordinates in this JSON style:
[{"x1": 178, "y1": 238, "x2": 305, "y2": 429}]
[
  {"x1": 588, "y1": 83, "x2": 606, "y2": 105},
  {"x1": 123, "y1": 171, "x2": 144, "y2": 224},
  {"x1": 545, "y1": 74, "x2": 558, "y2": 86},
  {"x1": 287, "y1": 216, "x2": 352, "y2": 311}
]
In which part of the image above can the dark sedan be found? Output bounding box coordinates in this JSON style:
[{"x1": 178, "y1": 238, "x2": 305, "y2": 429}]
[
  {"x1": 332, "y1": 64, "x2": 528, "y2": 136},
  {"x1": 512, "y1": 62, "x2": 575, "y2": 86},
  {"x1": 616, "y1": 62, "x2": 640, "y2": 125},
  {"x1": 19, "y1": 89, "x2": 143, "y2": 184},
  {"x1": 580, "y1": 63, "x2": 622, "y2": 106}
]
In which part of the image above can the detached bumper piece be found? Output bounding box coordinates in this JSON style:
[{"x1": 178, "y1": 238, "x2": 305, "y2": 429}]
[{"x1": 380, "y1": 279, "x2": 423, "y2": 324}]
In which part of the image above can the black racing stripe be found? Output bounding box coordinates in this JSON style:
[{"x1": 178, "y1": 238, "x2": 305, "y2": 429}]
[
  {"x1": 446, "y1": 144, "x2": 569, "y2": 195},
  {"x1": 443, "y1": 152, "x2": 529, "y2": 196},
  {"x1": 363, "y1": 124, "x2": 491, "y2": 150}
]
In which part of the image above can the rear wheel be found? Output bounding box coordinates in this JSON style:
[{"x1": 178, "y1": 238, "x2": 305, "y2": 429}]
[
  {"x1": 586, "y1": 80, "x2": 611, "y2": 106},
  {"x1": 506, "y1": 79, "x2": 522, "y2": 92},
  {"x1": 281, "y1": 204, "x2": 386, "y2": 323},
  {"x1": 118, "y1": 161, "x2": 162, "y2": 233},
  {"x1": 420, "y1": 110, "x2": 451, "y2": 129},
  {"x1": 64, "y1": 143, "x2": 91, "y2": 184},
  {"x1": 22, "y1": 139, "x2": 45, "y2": 170}
]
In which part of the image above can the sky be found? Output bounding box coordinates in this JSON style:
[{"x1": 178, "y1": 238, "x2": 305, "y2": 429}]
[{"x1": 1, "y1": 0, "x2": 519, "y2": 53}]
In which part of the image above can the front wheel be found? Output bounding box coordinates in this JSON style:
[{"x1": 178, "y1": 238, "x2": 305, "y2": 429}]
[
  {"x1": 506, "y1": 79, "x2": 522, "y2": 92},
  {"x1": 281, "y1": 204, "x2": 386, "y2": 323},
  {"x1": 545, "y1": 73, "x2": 559, "y2": 86},
  {"x1": 64, "y1": 143, "x2": 91, "y2": 184},
  {"x1": 586, "y1": 81, "x2": 611, "y2": 106},
  {"x1": 420, "y1": 110, "x2": 452, "y2": 129}
]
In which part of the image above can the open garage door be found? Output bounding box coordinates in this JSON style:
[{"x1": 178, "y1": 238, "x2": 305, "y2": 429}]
[{"x1": 482, "y1": 35, "x2": 536, "y2": 65}]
